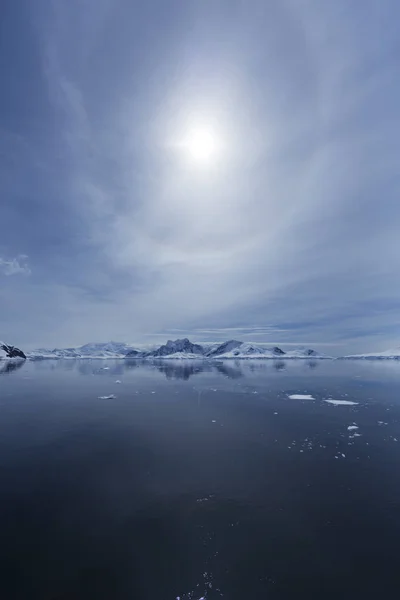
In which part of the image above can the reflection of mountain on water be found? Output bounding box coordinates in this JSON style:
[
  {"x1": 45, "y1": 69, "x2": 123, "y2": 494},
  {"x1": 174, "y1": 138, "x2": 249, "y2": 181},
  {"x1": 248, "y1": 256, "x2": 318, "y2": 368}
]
[
  {"x1": 214, "y1": 362, "x2": 243, "y2": 379},
  {"x1": 23, "y1": 356, "x2": 321, "y2": 380},
  {"x1": 124, "y1": 360, "x2": 245, "y2": 380},
  {"x1": 0, "y1": 360, "x2": 25, "y2": 375},
  {"x1": 273, "y1": 360, "x2": 286, "y2": 371},
  {"x1": 306, "y1": 360, "x2": 319, "y2": 369},
  {"x1": 78, "y1": 362, "x2": 126, "y2": 377},
  {"x1": 153, "y1": 361, "x2": 206, "y2": 380}
]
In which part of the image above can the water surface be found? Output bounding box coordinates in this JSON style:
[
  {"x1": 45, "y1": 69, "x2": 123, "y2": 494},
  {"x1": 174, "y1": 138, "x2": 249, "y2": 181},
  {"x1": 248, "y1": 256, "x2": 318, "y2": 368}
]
[{"x1": 1, "y1": 359, "x2": 400, "y2": 599}]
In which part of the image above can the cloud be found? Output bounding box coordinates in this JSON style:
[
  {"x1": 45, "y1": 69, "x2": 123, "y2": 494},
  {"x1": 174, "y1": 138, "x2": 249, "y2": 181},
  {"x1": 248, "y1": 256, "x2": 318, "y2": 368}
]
[
  {"x1": 1, "y1": 0, "x2": 400, "y2": 353},
  {"x1": 0, "y1": 255, "x2": 30, "y2": 276}
]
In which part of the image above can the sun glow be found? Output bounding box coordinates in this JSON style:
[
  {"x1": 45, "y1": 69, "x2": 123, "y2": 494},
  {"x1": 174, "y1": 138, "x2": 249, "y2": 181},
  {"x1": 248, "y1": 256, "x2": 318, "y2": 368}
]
[{"x1": 182, "y1": 126, "x2": 221, "y2": 165}]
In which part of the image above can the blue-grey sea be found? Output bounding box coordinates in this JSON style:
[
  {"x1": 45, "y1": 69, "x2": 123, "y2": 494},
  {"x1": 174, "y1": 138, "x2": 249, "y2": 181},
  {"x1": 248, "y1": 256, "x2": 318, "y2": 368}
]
[{"x1": 1, "y1": 358, "x2": 400, "y2": 599}]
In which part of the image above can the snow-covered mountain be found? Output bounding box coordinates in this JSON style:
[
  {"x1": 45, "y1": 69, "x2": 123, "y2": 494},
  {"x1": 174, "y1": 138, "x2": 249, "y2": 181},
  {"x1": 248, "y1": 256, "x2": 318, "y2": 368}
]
[
  {"x1": 0, "y1": 341, "x2": 26, "y2": 360},
  {"x1": 206, "y1": 342, "x2": 330, "y2": 359},
  {"x1": 205, "y1": 340, "x2": 243, "y2": 357},
  {"x1": 127, "y1": 338, "x2": 204, "y2": 358},
  {"x1": 28, "y1": 342, "x2": 140, "y2": 360},
  {"x1": 208, "y1": 342, "x2": 287, "y2": 359},
  {"x1": 342, "y1": 347, "x2": 400, "y2": 359},
  {"x1": 125, "y1": 339, "x2": 331, "y2": 360},
  {"x1": 26, "y1": 338, "x2": 332, "y2": 360},
  {"x1": 22, "y1": 337, "x2": 400, "y2": 361}
]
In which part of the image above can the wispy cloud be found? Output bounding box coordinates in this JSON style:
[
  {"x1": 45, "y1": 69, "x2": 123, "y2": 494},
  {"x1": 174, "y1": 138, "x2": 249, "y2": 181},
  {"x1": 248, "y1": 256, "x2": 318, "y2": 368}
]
[
  {"x1": 0, "y1": 255, "x2": 30, "y2": 276},
  {"x1": 1, "y1": 0, "x2": 399, "y2": 352}
]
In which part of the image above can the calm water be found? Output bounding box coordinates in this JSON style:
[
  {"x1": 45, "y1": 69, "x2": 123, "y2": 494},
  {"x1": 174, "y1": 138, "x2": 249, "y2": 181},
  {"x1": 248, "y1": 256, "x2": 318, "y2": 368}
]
[{"x1": 1, "y1": 359, "x2": 400, "y2": 599}]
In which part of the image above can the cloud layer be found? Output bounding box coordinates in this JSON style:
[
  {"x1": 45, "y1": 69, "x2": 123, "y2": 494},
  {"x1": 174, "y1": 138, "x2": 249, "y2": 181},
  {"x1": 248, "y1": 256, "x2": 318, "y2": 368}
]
[{"x1": 1, "y1": 0, "x2": 400, "y2": 353}]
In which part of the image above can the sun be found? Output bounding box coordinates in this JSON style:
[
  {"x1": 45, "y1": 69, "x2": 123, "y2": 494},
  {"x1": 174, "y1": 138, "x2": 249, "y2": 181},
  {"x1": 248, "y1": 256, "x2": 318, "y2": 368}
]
[{"x1": 183, "y1": 127, "x2": 221, "y2": 164}]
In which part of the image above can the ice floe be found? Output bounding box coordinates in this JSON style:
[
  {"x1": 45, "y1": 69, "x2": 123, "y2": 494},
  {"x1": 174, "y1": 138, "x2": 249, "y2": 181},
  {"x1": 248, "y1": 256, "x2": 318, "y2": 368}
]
[{"x1": 324, "y1": 399, "x2": 358, "y2": 406}]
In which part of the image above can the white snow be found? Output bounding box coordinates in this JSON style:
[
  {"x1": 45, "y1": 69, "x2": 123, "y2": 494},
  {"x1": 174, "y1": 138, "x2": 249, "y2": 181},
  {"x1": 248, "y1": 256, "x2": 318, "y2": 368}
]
[
  {"x1": 98, "y1": 394, "x2": 116, "y2": 400},
  {"x1": 27, "y1": 341, "x2": 141, "y2": 360},
  {"x1": 288, "y1": 394, "x2": 315, "y2": 400},
  {"x1": 213, "y1": 343, "x2": 331, "y2": 359},
  {"x1": 324, "y1": 399, "x2": 359, "y2": 406},
  {"x1": 343, "y1": 346, "x2": 400, "y2": 359}
]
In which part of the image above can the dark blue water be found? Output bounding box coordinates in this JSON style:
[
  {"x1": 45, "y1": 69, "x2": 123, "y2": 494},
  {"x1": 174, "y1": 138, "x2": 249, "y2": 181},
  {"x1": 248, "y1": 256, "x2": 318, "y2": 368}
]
[{"x1": 1, "y1": 358, "x2": 400, "y2": 599}]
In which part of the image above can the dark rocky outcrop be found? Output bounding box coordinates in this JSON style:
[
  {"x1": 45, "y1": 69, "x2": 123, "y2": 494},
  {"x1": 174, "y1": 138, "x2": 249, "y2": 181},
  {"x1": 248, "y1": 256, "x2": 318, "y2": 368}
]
[
  {"x1": 148, "y1": 338, "x2": 204, "y2": 357},
  {"x1": 305, "y1": 349, "x2": 317, "y2": 356},
  {"x1": 1, "y1": 342, "x2": 26, "y2": 359},
  {"x1": 125, "y1": 339, "x2": 205, "y2": 359},
  {"x1": 272, "y1": 346, "x2": 285, "y2": 355}
]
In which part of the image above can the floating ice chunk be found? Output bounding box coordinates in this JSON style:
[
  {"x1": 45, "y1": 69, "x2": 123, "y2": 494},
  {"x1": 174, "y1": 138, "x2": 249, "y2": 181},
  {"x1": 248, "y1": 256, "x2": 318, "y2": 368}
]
[
  {"x1": 101, "y1": 367, "x2": 110, "y2": 370},
  {"x1": 115, "y1": 380, "x2": 122, "y2": 384},
  {"x1": 354, "y1": 433, "x2": 362, "y2": 437},
  {"x1": 324, "y1": 399, "x2": 358, "y2": 406},
  {"x1": 288, "y1": 394, "x2": 315, "y2": 400},
  {"x1": 98, "y1": 394, "x2": 116, "y2": 400},
  {"x1": 347, "y1": 425, "x2": 359, "y2": 431},
  {"x1": 212, "y1": 420, "x2": 216, "y2": 423}
]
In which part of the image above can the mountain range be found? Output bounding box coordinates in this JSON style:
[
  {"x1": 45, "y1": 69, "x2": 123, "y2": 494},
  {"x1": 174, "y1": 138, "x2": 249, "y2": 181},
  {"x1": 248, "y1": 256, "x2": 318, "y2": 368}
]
[
  {"x1": 27, "y1": 342, "x2": 138, "y2": 360},
  {"x1": 21, "y1": 338, "x2": 331, "y2": 360},
  {"x1": 123, "y1": 339, "x2": 329, "y2": 359},
  {"x1": 3, "y1": 337, "x2": 400, "y2": 361}
]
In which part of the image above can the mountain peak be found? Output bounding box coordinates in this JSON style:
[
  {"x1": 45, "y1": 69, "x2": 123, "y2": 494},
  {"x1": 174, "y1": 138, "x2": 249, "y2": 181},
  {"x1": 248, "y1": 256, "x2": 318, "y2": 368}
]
[{"x1": 144, "y1": 338, "x2": 204, "y2": 358}]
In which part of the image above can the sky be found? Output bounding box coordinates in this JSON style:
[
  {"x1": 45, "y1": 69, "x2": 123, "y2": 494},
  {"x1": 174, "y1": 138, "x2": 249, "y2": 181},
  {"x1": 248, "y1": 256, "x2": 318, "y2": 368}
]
[{"x1": 1, "y1": 0, "x2": 400, "y2": 354}]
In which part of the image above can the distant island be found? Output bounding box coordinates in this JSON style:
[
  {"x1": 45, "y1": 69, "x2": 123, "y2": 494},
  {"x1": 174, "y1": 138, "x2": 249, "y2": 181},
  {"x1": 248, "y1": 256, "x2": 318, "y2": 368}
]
[
  {"x1": 3, "y1": 337, "x2": 400, "y2": 361},
  {"x1": 3, "y1": 338, "x2": 328, "y2": 360}
]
